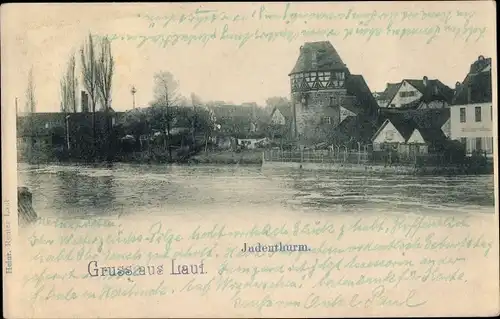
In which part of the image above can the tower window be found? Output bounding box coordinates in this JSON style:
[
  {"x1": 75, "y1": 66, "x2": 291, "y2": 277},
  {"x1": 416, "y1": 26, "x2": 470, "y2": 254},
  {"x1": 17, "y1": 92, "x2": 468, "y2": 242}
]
[
  {"x1": 329, "y1": 96, "x2": 337, "y2": 106},
  {"x1": 312, "y1": 52, "x2": 317, "y2": 69}
]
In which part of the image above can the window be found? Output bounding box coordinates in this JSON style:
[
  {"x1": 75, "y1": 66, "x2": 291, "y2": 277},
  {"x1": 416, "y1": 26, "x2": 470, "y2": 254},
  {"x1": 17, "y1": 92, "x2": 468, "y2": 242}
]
[
  {"x1": 460, "y1": 137, "x2": 467, "y2": 146},
  {"x1": 385, "y1": 130, "x2": 394, "y2": 141},
  {"x1": 323, "y1": 117, "x2": 332, "y2": 124},
  {"x1": 476, "y1": 137, "x2": 482, "y2": 151},
  {"x1": 312, "y1": 52, "x2": 317, "y2": 68},
  {"x1": 399, "y1": 91, "x2": 416, "y2": 98},
  {"x1": 335, "y1": 72, "x2": 345, "y2": 80},
  {"x1": 460, "y1": 108, "x2": 466, "y2": 123},
  {"x1": 475, "y1": 106, "x2": 481, "y2": 122},
  {"x1": 329, "y1": 96, "x2": 337, "y2": 106},
  {"x1": 390, "y1": 104, "x2": 396, "y2": 108}
]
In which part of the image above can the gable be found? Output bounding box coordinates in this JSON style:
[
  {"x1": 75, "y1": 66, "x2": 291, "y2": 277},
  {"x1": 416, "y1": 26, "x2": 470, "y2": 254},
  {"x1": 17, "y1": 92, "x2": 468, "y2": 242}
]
[
  {"x1": 340, "y1": 106, "x2": 356, "y2": 122},
  {"x1": 388, "y1": 80, "x2": 422, "y2": 106},
  {"x1": 271, "y1": 109, "x2": 286, "y2": 125},
  {"x1": 407, "y1": 129, "x2": 425, "y2": 144},
  {"x1": 441, "y1": 118, "x2": 451, "y2": 138},
  {"x1": 482, "y1": 64, "x2": 491, "y2": 72},
  {"x1": 372, "y1": 120, "x2": 406, "y2": 144}
]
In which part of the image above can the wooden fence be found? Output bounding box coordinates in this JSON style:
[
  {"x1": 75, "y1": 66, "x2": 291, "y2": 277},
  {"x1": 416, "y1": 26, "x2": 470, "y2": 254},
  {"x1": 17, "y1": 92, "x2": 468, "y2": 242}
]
[{"x1": 263, "y1": 149, "x2": 370, "y2": 164}]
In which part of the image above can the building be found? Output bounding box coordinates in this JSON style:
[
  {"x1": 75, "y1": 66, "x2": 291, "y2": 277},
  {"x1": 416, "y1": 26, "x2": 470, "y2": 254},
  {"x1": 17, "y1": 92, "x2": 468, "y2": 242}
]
[
  {"x1": 371, "y1": 111, "x2": 449, "y2": 157},
  {"x1": 288, "y1": 41, "x2": 379, "y2": 145},
  {"x1": 378, "y1": 77, "x2": 454, "y2": 109},
  {"x1": 269, "y1": 104, "x2": 293, "y2": 138},
  {"x1": 208, "y1": 104, "x2": 268, "y2": 139},
  {"x1": 450, "y1": 55, "x2": 493, "y2": 157},
  {"x1": 17, "y1": 108, "x2": 122, "y2": 162}
]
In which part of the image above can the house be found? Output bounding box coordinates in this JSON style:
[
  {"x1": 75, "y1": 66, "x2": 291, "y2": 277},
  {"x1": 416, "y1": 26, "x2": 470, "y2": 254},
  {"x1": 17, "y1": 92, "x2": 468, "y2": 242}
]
[
  {"x1": 237, "y1": 137, "x2": 270, "y2": 149},
  {"x1": 208, "y1": 104, "x2": 267, "y2": 139},
  {"x1": 380, "y1": 77, "x2": 454, "y2": 109},
  {"x1": 17, "y1": 109, "x2": 122, "y2": 161},
  {"x1": 450, "y1": 55, "x2": 493, "y2": 157},
  {"x1": 373, "y1": 84, "x2": 399, "y2": 107},
  {"x1": 289, "y1": 41, "x2": 379, "y2": 146},
  {"x1": 372, "y1": 118, "x2": 447, "y2": 157},
  {"x1": 379, "y1": 108, "x2": 451, "y2": 139},
  {"x1": 269, "y1": 104, "x2": 293, "y2": 138}
]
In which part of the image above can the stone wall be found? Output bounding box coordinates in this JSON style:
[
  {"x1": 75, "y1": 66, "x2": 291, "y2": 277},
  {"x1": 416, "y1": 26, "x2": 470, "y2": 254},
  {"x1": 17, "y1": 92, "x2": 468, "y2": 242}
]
[{"x1": 291, "y1": 89, "x2": 347, "y2": 144}]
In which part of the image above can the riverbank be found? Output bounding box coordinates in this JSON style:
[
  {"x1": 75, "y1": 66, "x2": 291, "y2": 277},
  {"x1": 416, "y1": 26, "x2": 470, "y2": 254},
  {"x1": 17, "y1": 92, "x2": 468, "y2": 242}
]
[
  {"x1": 18, "y1": 150, "x2": 493, "y2": 175},
  {"x1": 262, "y1": 161, "x2": 494, "y2": 175},
  {"x1": 188, "y1": 149, "x2": 263, "y2": 164}
]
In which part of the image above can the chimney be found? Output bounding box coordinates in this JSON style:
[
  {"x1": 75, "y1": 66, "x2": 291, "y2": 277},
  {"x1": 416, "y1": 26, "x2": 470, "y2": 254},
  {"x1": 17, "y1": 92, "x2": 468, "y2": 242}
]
[
  {"x1": 81, "y1": 91, "x2": 89, "y2": 112},
  {"x1": 423, "y1": 76, "x2": 428, "y2": 87}
]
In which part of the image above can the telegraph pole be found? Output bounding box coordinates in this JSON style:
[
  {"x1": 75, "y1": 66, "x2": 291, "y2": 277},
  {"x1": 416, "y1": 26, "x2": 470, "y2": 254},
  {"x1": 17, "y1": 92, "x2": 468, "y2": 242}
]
[
  {"x1": 165, "y1": 88, "x2": 172, "y2": 162},
  {"x1": 131, "y1": 86, "x2": 137, "y2": 109}
]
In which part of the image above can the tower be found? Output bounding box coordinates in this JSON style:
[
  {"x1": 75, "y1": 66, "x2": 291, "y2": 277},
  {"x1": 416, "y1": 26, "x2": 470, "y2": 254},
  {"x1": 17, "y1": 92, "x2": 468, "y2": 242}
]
[{"x1": 289, "y1": 41, "x2": 350, "y2": 145}]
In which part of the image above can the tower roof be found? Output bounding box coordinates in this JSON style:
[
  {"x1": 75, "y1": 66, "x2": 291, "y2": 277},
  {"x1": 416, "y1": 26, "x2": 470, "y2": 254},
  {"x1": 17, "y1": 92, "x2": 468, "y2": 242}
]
[{"x1": 289, "y1": 41, "x2": 348, "y2": 75}]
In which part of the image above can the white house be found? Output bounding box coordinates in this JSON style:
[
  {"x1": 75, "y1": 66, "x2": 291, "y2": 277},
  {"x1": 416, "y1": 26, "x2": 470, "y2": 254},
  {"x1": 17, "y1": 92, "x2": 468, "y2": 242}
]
[
  {"x1": 450, "y1": 56, "x2": 493, "y2": 157},
  {"x1": 372, "y1": 113, "x2": 448, "y2": 156},
  {"x1": 270, "y1": 107, "x2": 287, "y2": 125},
  {"x1": 380, "y1": 77, "x2": 454, "y2": 109},
  {"x1": 372, "y1": 119, "x2": 409, "y2": 152}
]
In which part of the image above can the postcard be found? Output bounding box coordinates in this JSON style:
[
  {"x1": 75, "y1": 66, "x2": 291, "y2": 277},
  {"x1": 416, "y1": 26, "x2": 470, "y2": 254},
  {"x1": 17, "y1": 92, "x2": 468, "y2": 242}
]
[{"x1": 2, "y1": 1, "x2": 498, "y2": 318}]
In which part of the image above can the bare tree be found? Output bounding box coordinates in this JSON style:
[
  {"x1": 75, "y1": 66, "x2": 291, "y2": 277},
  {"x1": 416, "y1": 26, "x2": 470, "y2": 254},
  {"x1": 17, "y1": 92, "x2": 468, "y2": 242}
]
[
  {"x1": 95, "y1": 37, "x2": 114, "y2": 113},
  {"x1": 67, "y1": 54, "x2": 78, "y2": 113},
  {"x1": 25, "y1": 67, "x2": 36, "y2": 114},
  {"x1": 24, "y1": 67, "x2": 37, "y2": 163},
  {"x1": 60, "y1": 78, "x2": 69, "y2": 112},
  {"x1": 80, "y1": 33, "x2": 98, "y2": 153},
  {"x1": 152, "y1": 71, "x2": 180, "y2": 161},
  {"x1": 190, "y1": 93, "x2": 203, "y2": 145}
]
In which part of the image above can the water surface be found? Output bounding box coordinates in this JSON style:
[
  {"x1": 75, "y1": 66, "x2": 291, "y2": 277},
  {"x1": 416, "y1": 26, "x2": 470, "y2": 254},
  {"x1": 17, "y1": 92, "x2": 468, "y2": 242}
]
[{"x1": 17, "y1": 163, "x2": 495, "y2": 219}]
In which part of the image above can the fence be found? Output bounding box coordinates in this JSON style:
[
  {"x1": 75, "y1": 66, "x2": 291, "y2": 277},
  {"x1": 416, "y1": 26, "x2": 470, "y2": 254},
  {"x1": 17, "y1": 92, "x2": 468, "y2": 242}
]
[
  {"x1": 263, "y1": 149, "x2": 370, "y2": 164},
  {"x1": 264, "y1": 149, "x2": 477, "y2": 166}
]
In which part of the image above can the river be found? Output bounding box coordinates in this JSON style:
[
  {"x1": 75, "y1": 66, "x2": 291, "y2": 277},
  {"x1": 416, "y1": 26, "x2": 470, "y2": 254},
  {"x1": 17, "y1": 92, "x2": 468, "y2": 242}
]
[{"x1": 17, "y1": 163, "x2": 495, "y2": 219}]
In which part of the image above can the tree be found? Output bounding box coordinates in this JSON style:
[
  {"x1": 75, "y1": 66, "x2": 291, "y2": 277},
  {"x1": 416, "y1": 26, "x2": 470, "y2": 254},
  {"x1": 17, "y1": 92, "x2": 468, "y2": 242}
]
[
  {"x1": 95, "y1": 37, "x2": 115, "y2": 160},
  {"x1": 24, "y1": 67, "x2": 37, "y2": 163},
  {"x1": 95, "y1": 37, "x2": 114, "y2": 113},
  {"x1": 80, "y1": 34, "x2": 98, "y2": 154},
  {"x1": 25, "y1": 67, "x2": 36, "y2": 114},
  {"x1": 60, "y1": 53, "x2": 78, "y2": 113},
  {"x1": 151, "y1": 71, "x2": 180, "y2": 161},
  {"x1": 265, "y1": 96, "x2": 289, "y2": 112},
  {"x1": 190, "y1": 93, "x2": 203, "y2": 144}
]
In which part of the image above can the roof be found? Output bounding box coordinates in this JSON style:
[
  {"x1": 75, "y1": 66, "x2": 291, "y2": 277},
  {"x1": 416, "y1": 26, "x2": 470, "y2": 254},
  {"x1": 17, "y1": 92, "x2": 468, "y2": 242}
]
[
  {"x1": 469, "y1": 56, "x2": 492, "y2": 74},
  {"x1": 271, "y1": 104, "x2": 293, "y2": 120},
  {"x1": 452, "y1": 57, "x2": 492, "y2": 105},
  {"x1": 413, "y1": 127, "x2": 447, "y2": 144},
  {"x1": 373, "y1": 109, "x2": 449, "y2": 144},
  {"x1": 385, "y1": 78, "x2": 454, "y2": 106},
  {"x1": 344, "y1": 75, "x2": 379, "y2": 116},
  {"x1": 380, "y1": 108, "x2": 450, "y2": 129},
  {"x1": 378, "y1": 83, "x2": 400, "y2": 103},
  {"x1": 333, "y1": 114, "x2": 380, "y2": 144},
  {"x1": 289, "y1": 41, "x2": 348, "y2": 75}
]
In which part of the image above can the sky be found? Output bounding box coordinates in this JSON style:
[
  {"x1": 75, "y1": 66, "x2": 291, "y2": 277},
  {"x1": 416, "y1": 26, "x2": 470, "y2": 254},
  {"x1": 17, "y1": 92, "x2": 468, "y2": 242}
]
[{"x1": 2, "y1": 2, "x2": 496, "y2": 113}]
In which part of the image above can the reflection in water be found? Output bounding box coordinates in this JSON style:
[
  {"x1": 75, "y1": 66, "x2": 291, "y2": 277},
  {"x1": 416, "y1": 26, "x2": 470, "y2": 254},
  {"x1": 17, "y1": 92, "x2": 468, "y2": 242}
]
[{"x1": 17, "y1": 163, "x2": 495, "y2": 218}]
